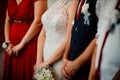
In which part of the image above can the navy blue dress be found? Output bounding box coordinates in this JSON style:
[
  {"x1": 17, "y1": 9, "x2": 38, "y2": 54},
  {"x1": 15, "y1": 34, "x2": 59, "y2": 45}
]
[{"x1": 68, "y1": 0, "x2": 98, "y2": 79}]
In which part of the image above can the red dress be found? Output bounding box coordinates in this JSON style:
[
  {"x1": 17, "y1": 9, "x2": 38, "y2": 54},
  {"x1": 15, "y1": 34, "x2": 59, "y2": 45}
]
[{"x1": 3, "y1": 0, "x2": 40, "y2": 80}]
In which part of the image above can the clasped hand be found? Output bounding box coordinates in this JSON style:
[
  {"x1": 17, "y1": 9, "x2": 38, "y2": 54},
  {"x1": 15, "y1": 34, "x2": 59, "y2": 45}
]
[
  {"x1": 6, "y1": 42, "x2": 24, "y2": 56},
  {"x1": 34, "y1": 61, "x2": 49, "y2": 70},
  {"x1": 62, "y1": 59, "x2": 80, "y2": 80}
]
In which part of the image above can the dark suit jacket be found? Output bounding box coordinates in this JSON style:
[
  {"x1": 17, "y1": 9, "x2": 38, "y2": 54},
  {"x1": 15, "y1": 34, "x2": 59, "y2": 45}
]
[{"x1": 68, "y1": 0, "x2": 98, "y2": 79}]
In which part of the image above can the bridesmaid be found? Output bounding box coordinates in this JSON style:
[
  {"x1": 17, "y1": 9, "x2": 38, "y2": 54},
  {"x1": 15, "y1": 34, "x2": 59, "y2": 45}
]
[{"x1": 2, "y1": 0, "x2": 47, "y2": 80}]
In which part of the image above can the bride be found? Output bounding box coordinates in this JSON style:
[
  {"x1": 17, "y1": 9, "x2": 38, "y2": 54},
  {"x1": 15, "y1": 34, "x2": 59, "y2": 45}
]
[{"x1": 34, "y1": 0, "x2": 77, "y2": 80}]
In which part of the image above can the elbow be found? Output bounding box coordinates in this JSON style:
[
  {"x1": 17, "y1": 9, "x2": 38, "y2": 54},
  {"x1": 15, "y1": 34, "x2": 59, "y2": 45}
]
[{"x1": 33, "y1": 20, "x2": 42, "y2": 29}]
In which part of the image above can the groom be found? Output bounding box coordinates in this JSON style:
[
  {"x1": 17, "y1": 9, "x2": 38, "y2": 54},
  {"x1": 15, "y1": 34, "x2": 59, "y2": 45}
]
[{"x1": 62, "y1": 0, "x2": 98, "y2": 80}]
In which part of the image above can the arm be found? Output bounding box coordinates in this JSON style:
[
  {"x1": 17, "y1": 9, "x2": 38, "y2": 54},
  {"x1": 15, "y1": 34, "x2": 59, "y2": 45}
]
[
  {"x1": 4, "y1": 10, "x2": 11, "y2": 43},
  {"x1": 62, "y1": 33, "x2": 72, "y2": 79},
  {"x1": 4, "y1": 10, "x2": 14, "y2": 55},
  {"x1": 35, "y1": 27, "x2": 46, "y2": 67},
  {"x1": 62, "y1": 1, "x2": 79, "y2": 79},
  {"x1": 74, "y1": 38, "x2": 97, "y2": 68},
  {"x1": 20, "y1": 1, "x2": 47, "y2": 45},
  {"x1": 64, "y1": 37, "x2": 97, "y2": 79},
  {"x1": 12, "y1": 0, "x2": 47, "y2": 56},
  {"x1": 63, "y1": 30, "x2": 71, "y2": 60},
  {"x1": 63, "y1": 0, "x2": 78, "y2": 60},
  {"x1": 89, "y1": 42, "x2": 98, "y2": 80}
]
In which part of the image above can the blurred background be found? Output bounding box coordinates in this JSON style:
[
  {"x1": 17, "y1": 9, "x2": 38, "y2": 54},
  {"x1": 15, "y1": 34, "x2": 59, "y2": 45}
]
[{"x1": 0, "y1": 0, "x2": 8, "y2": 79}]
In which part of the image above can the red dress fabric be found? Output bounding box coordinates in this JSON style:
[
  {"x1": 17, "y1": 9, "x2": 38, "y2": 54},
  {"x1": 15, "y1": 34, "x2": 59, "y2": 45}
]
[{"x1": 3, "y1": 0, "x2": 40, "y2": 80}]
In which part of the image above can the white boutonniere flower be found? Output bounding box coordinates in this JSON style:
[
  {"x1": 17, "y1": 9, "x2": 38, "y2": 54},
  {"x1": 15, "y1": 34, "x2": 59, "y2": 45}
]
[
  {"x1": 82, "y1": 3, "x2": 89, "y2": 14},
  {"x1": 33, "y1": 66, "x2": 55, "y2": 80},
  {"x1": 81, "y1": 3, "x2": 91, "y2": 25}
]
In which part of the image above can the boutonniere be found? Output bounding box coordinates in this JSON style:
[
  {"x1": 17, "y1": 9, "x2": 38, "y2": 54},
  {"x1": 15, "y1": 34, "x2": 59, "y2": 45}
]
[{"x1": 81, "y1": 3, "x2": 91, "y2": 25}]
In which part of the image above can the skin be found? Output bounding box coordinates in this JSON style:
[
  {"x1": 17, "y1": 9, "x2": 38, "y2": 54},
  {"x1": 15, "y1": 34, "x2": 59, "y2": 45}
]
[
  {"x1": 4, "y1": 10, "x2": 13, "y2": 56},
  {"x1": 5, "y1": 0, "x2": 47, "y2": 56},
  {"x1": 88, "y1": 43, "x2": 98, "y2": 80}
]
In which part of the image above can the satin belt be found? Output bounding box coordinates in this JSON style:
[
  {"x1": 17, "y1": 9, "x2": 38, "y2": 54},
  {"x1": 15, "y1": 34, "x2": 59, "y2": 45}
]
[{"x1": 14, "y1": 20, "x2": 33, "y2": 24}]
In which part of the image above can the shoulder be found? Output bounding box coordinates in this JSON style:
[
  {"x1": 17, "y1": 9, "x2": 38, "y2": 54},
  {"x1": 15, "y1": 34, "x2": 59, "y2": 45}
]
[{"x1": 67, "y1": 0, "x2": 78, "y2": 14}]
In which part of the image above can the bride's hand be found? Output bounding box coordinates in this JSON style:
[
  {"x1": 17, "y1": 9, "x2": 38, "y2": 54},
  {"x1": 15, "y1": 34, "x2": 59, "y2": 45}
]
[
  {"x1": 34, "y1": 61, "x2": 49, "y2": 70},
  {"x1": 34, "y1": 63, "x2": 42, "y2": 70}
]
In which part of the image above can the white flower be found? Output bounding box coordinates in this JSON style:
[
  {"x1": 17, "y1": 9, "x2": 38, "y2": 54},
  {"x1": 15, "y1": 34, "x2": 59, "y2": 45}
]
[
  {"x1": 82, "y1": 3, "x2": 89, "y2": 15},
  {"x1": 84, "y1": 12, "x2": 91, "y2": 25},
  {"x1": 81, "y1": 3, "x2": 91, "y2": 25},
  {"x1": 33, "y1": 66, "x2": 55, "y2": 80}
]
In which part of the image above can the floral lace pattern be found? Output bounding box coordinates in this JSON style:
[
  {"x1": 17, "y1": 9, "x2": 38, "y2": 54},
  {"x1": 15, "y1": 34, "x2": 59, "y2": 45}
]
[{"x1": 41, "y1": 0, "x2": 72, "y2": 60}]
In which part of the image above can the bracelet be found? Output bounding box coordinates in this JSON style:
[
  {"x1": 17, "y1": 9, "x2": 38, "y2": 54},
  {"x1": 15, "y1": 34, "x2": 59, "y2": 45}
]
[{"x1": 2, "y1": 41, "x2": 11, "y2": 49}]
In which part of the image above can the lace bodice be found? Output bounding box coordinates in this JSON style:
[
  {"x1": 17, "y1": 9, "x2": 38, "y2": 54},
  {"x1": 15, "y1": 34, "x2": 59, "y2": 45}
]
[{"x1": 42, "y1": 0, "x2": 71, "y2": 43}]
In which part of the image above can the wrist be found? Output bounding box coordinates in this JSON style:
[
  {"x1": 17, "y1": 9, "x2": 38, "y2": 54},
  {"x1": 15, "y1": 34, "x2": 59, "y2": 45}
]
[
  {"x1": 44, "y1": 60, "x2": 50, "y2": 66},
  {"x1": 63, "y1": 55, "x2": 68, "y2": 60},
  {"x1": 20, "y1": 39, "x2": 26, "y2": 47},
  {"x1": 63, "y1": 58, "x2": 67, "y2": 61},
  {"x1": 36, "y1": 60, "x2": 43, "y2": 64},
  {"x1": 74, "y1": 59, "x2": 82, "y2": 68},
  {"x1": 21, "y1": 37, "x2": 29, "y2": 45}
]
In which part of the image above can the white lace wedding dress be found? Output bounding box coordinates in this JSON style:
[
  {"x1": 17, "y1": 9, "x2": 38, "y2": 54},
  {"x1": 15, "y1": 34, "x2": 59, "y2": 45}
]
[{"x1": 41, "y1": 0, "x2": 71, "y2": 80}]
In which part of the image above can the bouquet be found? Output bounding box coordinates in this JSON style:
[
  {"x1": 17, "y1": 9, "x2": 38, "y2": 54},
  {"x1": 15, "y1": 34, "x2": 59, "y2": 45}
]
[{"x1": 33, "y1": 66, "x2": 55, "y2": 80}]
